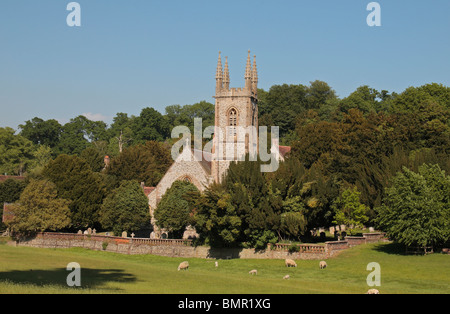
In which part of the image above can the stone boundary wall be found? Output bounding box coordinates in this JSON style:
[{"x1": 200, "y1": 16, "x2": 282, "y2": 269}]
[{"x1": 9, "y1": 232, "x2": 387, "y2": 260}]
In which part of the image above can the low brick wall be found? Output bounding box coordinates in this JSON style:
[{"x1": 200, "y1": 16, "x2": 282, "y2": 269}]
[{"x1": 10, "y1": 232, "x2": 386, "y2": 260}]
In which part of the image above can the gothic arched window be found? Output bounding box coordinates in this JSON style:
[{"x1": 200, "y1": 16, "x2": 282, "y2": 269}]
[
  {"x1": 228, "y1": 108, "x2": 237, "y2": 137},
  {"x1": 228, "y1": 108, "x2": 237, "y2": 127}
]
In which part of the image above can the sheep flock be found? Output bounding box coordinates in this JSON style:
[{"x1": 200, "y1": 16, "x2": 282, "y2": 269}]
[{"x1": 175, "y1": 258, "x2": 380, "y2": 294}]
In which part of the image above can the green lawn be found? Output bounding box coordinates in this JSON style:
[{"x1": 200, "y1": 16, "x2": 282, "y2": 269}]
[{"x1": 0, "y1": 238, "x2": 448, "y2": 294}]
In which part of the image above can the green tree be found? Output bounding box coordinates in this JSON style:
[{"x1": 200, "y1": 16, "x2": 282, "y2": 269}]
[
  {"x1": 27, "y1": 145, "x2": 53, "y2": 175},
  {"x1": 0, "y1": 178, "x2": 27, "y2": 205},
  {"x1": 154, "y1": 180, "x2": 199, "y2": 239},
  {"x1": 191, "y1": 184, "x2": 242, "y2": 247},
  {"x1": 43, "y1": 154, "x2": 107, "y2": 229},
  {"x1": 332, "y1": 186, "x2": 369, "y2": 233},
  {"x1": 106, "y1": 112, "x2": 134, "y2": 155},
  {"x1": 6, "y1": 179, "x2": 71, "y2": 236},
  {"x1": 106, "y1": 141, "x2": 172, "y2": 187},
  {"x1": 99, "y1": 180, "x2": 150, "y2": 236},
  {"x1": 55, "y1": 115, "x2": 108, "y2": 156},
  {"x1": 376, "y1": 164, "x2": 450, "y2": 250},
  {"x1": 132, "y1": 107, "x2": 170, "y2": 143},
  {"x1": 19, "y1": 117, "x2": 62, "y2": 149},
  {"x1": 0, "y1": 127, "x2": 35, "y2": 176}
]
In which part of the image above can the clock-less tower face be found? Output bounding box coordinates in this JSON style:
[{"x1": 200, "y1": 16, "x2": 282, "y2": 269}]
[{"x1": 211, "y1": 51, "x2": 258, "y2": 183}]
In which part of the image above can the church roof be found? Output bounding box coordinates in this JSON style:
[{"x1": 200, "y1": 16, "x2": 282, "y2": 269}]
[
  {"x1": 279, "y1": 146, "x2": 291, "y2": 158},
  {"x1": 143, "y1": 186, "x2": 156, "y2": 196},
  {"x1": 193, "y1": 149, "x2": 212, "y2": 175},
  {"x1": 0, "y1": 175, "x2": 25, "y2": 183}
]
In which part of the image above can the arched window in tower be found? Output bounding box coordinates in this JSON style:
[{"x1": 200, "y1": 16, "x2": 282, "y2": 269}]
[{"x1": 228, "y1": 108, "x2": 237, "y2": 136}]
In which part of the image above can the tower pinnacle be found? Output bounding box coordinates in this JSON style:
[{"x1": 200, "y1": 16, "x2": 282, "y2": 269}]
[
  {"x1": 223, "y1": 56, "x2": 230, "y2": 90},
  {"x1": 216, "y1": 51, "x2": 223, "y2": 91},
  {"x1": 245, "y1": 50, "x2": 252, "y2": 90}
]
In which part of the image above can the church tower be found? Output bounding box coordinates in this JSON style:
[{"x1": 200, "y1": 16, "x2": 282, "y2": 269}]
[{"x1": 211, "y1": 51, "x2": 259, "y2": 183}]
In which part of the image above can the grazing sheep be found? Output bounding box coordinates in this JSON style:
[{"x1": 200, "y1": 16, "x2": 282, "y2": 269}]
[
  {"x1": 366, "y1": 289, "x2": 380, "y2": 294},
  {"x1": 249, "y1": 269, "x2": 257, "y2": 275},
  {"x1": 283, "y1": 275, "x2": 290, "y2": 280},
  {"x1": 177, "y1": 261, "x2": 189, "y2": 271},
  {"x1": 319, "y1": 261, "x2": 327, "y2": 269},
  {"x1": 215, "y1": 261, "x2": 218, "y2": 268},
  {"x1": 285, "y1": 259, "x2": 297, "y2": 267}
]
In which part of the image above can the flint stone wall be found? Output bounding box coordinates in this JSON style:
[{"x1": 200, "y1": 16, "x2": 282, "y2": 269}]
[{"x1": 9, "y1": 232, "x2": 386, "y2": 260}]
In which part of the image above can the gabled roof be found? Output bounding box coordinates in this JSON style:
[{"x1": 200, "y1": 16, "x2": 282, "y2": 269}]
[
  {"x1": 0, "y1": 175, "x2": 25, "y2": 183},
  {"x1": 279, "y1": 146, "x2": 291, "y2": 158}
]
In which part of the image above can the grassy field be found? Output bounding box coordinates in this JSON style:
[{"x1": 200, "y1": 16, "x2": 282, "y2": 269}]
[{"x1": 0, "y1": 238, "x2": 448, "y2": 294}]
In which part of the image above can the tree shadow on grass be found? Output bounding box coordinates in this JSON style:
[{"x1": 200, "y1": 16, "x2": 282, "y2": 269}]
[
  {"x1": 372, "y1": 242, "x2": 407, "y2": 255},
  {"x1": 0, "y1": 268, "x2": 136, "y2": 291}
]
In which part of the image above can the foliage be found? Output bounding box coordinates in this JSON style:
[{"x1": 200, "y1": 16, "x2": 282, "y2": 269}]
[
  {"x1": 0, "y1": 127, "x2": 35, "y2": 176},
  {"x1": 154, "y1": 180, "x2": 199, "y2": 239},
  {"x1": 19, "y1": 117, "x2": 62, "y2": 149},
  {"x1": 43, "y1": 154, "x2": 107, "y2": 229},
  {"x1": 0, "y1": 178, "x2": 27, "y2": 205},
  {"x1": 54, "y1": 115, "x2": 108, "y2": 156},
  {"x1": 191, "y1": 183, "x2": 243, "y2": 247},
  {"x1": 131, "y1": 107, "x2": 170, "y2": 143},
  {"x1": 332, "y1": 187, "x2": 369, "y2": 233},
  {"x1": 6, "y1": 179, "x2": 71, "y2": 235},
  {"x1": 375, "y1": 164, "x2": 450, "y2": 249},
  {"x1": 99, "y1": 180, "x2": 150, "y2": 236},
  {"x1": 106, "y1": 141, "x2": 172, "y2": 187}
]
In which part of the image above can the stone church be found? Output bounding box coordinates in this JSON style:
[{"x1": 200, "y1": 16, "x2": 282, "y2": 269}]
[{"x1": 148, "y1": 51, "x2": 290, "y2": 239}]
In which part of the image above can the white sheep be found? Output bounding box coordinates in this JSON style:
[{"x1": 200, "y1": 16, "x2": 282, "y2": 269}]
[
  {"x1": 366, "y1": 289, "x2": 380, "y2": 294},
  {"x1": 319, "y1": 261, "x2": 327, "y2": 269},
  {"x1": 177, "y1": 261, "x2": 189, "y2": 271},
  {"x1": 215, "y1": 261, "x2": 218, "y2": 268},
  {"x1": 285, "y1": 259, "x2": 297, "y2": 267},
  {"x1": 249, "y1": 269, "x2": 257, "y2": 275},
  {"x1": 283, "y1": 275, "x2": 290, "y2": 280}
]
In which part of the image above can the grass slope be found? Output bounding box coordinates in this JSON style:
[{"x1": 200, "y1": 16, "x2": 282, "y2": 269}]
[{"x1": 0, "y1": 239, "x2": 448, "y2": 294}]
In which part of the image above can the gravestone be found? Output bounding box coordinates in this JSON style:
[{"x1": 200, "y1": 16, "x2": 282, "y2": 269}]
[
  {"x1": 122, "y1": 231, "x2": 127, "y2": 238},
  {"x1": 320, "y1": 232, "x2": 326, "y2": 240},
  {"x1": 334, "y1": 231, "x2": 339, "y2": 240}
]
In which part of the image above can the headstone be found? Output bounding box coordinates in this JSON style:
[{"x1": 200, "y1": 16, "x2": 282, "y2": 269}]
[
  {"x1": 83, "y1": 230, "x2": 88, "y2": 235},
  {"x1": 77, "y1": 230, "x2": 83, "y2": 235},
  {"x1": 340, "y1": 225, "x2": 346, "y2": 231},
  {"x1": 369, "y1": 227, "x2": 374, "y2": 232},
  {"x1": 329, "y1": 226, "x2": 335, "y2": 234},
  {"x1": 92, "y1": 228, "x2": 96, "y2": 235},
  {"x1": 320, "y1": 231, "x2": 326, "y2": 240},
  {"x1": 131, "y1": 233, "x2": 135, "y2": 238},
  {"x1": 87, "y1": 227, "x2": 92, "y2": 235},
  {"x1": 334, "y1": 230, "x2": 339, "y2": 239},
  {"x1": 122, "y1": 231, "x2": 127, "y2": 238}
]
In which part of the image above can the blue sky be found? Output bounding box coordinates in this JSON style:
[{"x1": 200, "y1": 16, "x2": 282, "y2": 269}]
[{"x1": 1, "y1": 0, "x2": 449, "y2": 130}]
